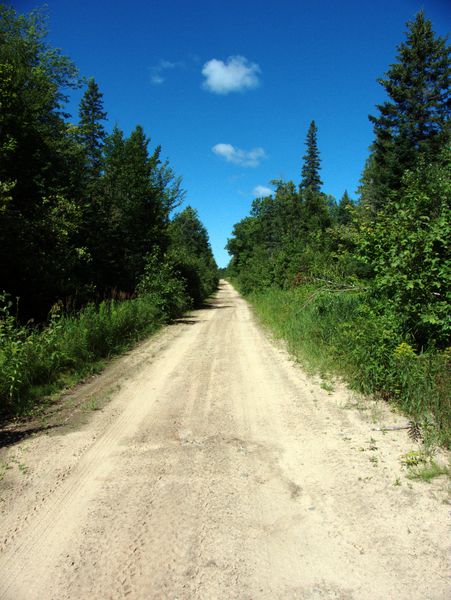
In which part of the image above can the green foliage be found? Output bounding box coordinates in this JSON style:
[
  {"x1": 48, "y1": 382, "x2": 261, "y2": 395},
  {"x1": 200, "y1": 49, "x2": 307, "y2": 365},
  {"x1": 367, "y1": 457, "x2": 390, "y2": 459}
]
[
  {"x1": 78, "y1": 78, "x2": 107, "y2": 179},
  {"x1": 0, "y1": 292, "x2": 165, "y2": 417},
  {"x1": 356, "y1": 152, "x2": 450, "y2": 347},
  {"x1": 0, "y1": 6, "x2": 196, "y2": 319},
  {"x1": 226, "y1": 12, "x2": 449, "y2": 446},
  {"x1": 0, "y1": 5, "x2": 85, "y2": 318},
  {"x1": 226, "y1": 165, "x2": 336, "y2": 293},
  {"x1": 168, "y1": 206, "x2": 218, "y2": 305},
  {"x1": 406, "y1": 460, "x2": 450, "y2": 482},
  {"x1": 0, "y1": 7, "x2": 218, "y2": 419},
  {"x1": 337, "y1": 191, "x2": 354, "y2": 226},
  {"x1": 137, "y1": 251, "x2": 191, "y2": 319},
  {"x1": 300, "y1": 120, "x2": 322, "y2": 192},
  {"x1": 363, "y1": 11, "x2": 450, "y2": 209},
  {"x1": 248, "y1": 287, "x2": 450, "y2": 445}
]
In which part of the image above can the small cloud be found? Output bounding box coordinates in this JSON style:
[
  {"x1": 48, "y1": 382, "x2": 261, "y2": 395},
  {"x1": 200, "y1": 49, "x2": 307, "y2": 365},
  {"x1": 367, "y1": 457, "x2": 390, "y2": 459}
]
[
  {"x1": 252, "y1": 185, "x2": 272, "y2": 197},
  {"x1": 212, "y1": 143, "x2": 267, "y2": 168},
  {"x1": 151, "y1": 73, "x2": 165, "y2": 85},
  {"x1": 160, "y1": 60, "x2": 177, "y2": 69},
  {"x1": 202, "y1": 55, "x2": 261, "y2": 94},
  {"x1": 150, "y1": 59, "x2": 183, "y2": 85}
]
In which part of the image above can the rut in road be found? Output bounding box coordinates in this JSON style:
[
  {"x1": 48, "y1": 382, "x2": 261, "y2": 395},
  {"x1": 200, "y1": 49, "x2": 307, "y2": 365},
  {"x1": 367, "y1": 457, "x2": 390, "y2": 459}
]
[{"x1": 0, "y1": 281, "x2": 448, "y2": 600}]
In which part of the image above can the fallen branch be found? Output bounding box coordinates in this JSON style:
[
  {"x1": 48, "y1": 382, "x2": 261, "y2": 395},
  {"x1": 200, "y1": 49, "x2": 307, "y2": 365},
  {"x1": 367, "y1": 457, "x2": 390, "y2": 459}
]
[{"x1": 372, "y1": 425, "x2": 410, "y2": 432}]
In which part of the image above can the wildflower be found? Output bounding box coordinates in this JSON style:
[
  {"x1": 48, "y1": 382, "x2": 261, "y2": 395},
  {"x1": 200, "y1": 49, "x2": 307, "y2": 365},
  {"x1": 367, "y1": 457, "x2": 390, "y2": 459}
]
[{"x1": 393, "y1": 342, "x2": 416, "y2": 359}]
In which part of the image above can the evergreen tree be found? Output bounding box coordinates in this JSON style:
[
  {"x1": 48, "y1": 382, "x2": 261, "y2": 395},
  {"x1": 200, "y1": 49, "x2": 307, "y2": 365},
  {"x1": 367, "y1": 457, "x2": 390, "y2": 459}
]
[
  {"x1": 337, "y1": 191, "x2": 353, "y2": 225},
  {"x1": 102, "y1": 126, "x2": 126, "y2": 206},
  {"x1": 302, "y1": 189, "x2": 331, "y2": 232},
  {"x1": 300, "y1": 120, "x2": 322, "y2": 192},
  {"x1": 123, "y1": 125, "x2": 166, "y2": 251},
  {"x1": 75, "y1": 79, "x2": 108, "y2": 291},
  {"x1": 78, "y1": 78, "x2": 107, "y2": 180},
  {"x1": 169, "y1": 207, "x2": 218, "y2": 304},
  {"x1": 363, "y1": 11, "x2": 450, "y2": 209}
]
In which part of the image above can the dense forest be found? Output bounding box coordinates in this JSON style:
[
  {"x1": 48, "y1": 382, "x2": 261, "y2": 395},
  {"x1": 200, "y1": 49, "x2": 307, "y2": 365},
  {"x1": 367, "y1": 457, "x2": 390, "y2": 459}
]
[
  {"x1": 227, "y1": 12, "x2": 450, "y2": 444},
  {"x1": 0, "y1": 6, "x2": 217, "y2": 416}
]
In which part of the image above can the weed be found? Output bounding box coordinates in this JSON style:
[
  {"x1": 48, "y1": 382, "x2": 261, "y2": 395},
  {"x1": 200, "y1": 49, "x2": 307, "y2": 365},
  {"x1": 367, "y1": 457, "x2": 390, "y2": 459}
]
[
  {"x1": 0, "y1": 290, "x2": 184, "y2": 418},
  {"x1": 320, "y1": 380, "x2": 334, "y2": 393},
  {"x1": 0, "y1": 461, "x2": 11, "y2": 482},
  {"x1": 393, "y1": 477, "x2": 402, "y2": 486},
  {"x1": 17, "y1": 462, "x2": 28, "y2": 475},
  {"x1": 407, "y1": 461, "x2": 450, "y2": 483},
  {"x1": 400, "y1": 450, "x2": 427, "y2": 467},
  {"x1": 9, "y1": 457, "x2": 29, "y2": 475},
  {"x1": 248, "y1": 286, "x2": 450, "y2": 446},
  {"x1": 84, "y1": 398, "x2": 100, "y2": 412}
]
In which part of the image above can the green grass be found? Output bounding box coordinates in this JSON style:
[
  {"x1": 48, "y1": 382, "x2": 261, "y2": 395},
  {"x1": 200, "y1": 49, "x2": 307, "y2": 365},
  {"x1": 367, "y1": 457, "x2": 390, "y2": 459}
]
[
  {"x1": 0, "y1": 293, "x2": 173, "y2": 418},
  {"x1": 407, "y1": 461, "x2": 450, "y2": 482},
  {"x1": 246, "y1": 285, "x2": 450, "y2": 446}
]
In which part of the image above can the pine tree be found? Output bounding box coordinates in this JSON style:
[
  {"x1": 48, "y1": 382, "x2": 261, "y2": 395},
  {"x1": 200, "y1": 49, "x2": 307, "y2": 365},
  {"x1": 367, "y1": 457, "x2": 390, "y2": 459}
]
[
  {"x1": 337, "y1": 190, "x2": 353, "y2": 225},
  {"x1": 364, "y1": 11, "x2": 450, "y2": 209},
  {"x1": 300, "y1": 120, "x2": 322, "y2": 192},
  {"x1": 115, "y1": 126, "x2": 167, "y2": 289},
  {"x1": 169, "y1": 206, "x2": 218, "y2": 305},
  {"x1": 78, "y1": 78, "x2": 107, "y2": 179}
]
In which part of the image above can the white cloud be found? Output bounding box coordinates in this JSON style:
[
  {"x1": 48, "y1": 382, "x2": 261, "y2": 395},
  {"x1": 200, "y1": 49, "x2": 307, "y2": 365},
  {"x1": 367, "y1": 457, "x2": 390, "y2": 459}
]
[
  {"x1": 202, "y1": 56, "x2": 261, "y2": 94},
  {"x1": 212, "y1": 143, "x2": 266, "y2": 168},
  {"x1": 252, "y1": 185, "x2": 273, "y2": 197},
  {"x1": 151, "y1": 73, "x2": 165, "y2": 85},
  {"x1": 150, "y1": 59, "x2": 182, "y2": 85},
  {"x1": 160, "y1": 60, "x2": 177, "y2": 69}
]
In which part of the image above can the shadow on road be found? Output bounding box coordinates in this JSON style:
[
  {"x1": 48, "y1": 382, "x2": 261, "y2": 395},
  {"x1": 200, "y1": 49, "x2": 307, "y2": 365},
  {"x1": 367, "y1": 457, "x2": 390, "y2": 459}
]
[{"x1": 0, "y1": 424, "x2": 60, "y2": 449}]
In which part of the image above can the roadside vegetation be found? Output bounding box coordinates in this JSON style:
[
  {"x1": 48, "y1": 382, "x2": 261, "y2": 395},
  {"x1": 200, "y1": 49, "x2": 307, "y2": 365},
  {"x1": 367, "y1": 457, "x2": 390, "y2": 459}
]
[
  {"x1": 227, "y1": 12, "x2": 450, "y2": 446},
  {"x1": 0, "y1": 6, "x2": 217, "y2": 418}
]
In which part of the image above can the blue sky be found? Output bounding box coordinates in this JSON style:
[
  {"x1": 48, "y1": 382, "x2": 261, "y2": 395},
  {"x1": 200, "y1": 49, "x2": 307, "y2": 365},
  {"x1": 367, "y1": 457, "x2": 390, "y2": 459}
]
[{"x1": 13, "y1": 0, "x2": 451, "y2": 266}]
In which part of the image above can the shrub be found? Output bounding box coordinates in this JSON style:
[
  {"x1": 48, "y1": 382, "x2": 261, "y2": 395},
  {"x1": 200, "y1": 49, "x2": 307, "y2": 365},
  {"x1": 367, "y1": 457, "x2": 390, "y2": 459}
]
[
  {"x1": 0, "y1": 292, "x2": 165, "y2": 418},
  {"x1": 249, "y1": 286, "x2": 450, "y2": 445}
]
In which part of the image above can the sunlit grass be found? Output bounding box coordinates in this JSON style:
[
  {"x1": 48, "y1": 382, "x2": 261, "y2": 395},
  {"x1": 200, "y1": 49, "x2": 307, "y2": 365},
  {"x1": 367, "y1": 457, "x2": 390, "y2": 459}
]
[
  {"x1": 407, "y1": 461, "x2": 450, "y2": 483},
  {"x1": 247, "y1": 285, "x2": 450, "y2": 447},
  {"x1": 0, "y1": 295, "x2": 167, "y2": 418}
]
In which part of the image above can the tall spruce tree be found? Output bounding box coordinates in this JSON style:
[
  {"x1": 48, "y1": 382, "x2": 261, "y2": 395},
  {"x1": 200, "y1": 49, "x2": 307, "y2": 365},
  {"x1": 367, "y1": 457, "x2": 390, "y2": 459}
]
[
  {"x1": 75, "y1": 78, "x2": 108, "y2": 290},
  {"x1": 363, "y1": 11, "x2": 450, "y2": 209},
  {"x1": 78, "y1": 78, "x2": 107, "y2": 180},
  {"x1": 337, "y1": 191, "x2": 353, "y2": 225},
  {"x1": 300, "y1": 120, "x2": 322, "y2": 192}
]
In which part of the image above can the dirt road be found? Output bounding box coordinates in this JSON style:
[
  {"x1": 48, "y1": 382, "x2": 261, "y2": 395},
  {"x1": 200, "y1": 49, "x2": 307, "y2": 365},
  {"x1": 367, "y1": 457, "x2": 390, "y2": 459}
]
[{"x1": 0, "y1": 281, "x2": 448, "y2": 599}]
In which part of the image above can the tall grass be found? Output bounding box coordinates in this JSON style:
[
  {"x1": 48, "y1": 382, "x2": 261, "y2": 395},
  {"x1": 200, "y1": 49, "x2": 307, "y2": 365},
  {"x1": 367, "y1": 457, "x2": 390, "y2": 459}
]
[
  {"x1": 0, "y1": 293, "x2": 181, "y2": 418},
  {"x1": 248, "y1": 285, "x2": 450, "y2": 445}
]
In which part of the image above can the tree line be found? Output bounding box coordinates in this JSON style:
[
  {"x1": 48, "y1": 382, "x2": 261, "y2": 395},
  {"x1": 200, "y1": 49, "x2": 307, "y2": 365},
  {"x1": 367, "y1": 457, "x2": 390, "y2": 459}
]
[
  {"x1": 227, "y1": 11, "x2": 449, "y2": 350},
  {"x1": 0, "y1": 5, "x2": 217, "y2": 322},
  {"x1": 0, "y1": 6, "x2": 217, "y2": 417},
  {"x1": 227, "y1": 12, "x2": 450, "y2": 440}
]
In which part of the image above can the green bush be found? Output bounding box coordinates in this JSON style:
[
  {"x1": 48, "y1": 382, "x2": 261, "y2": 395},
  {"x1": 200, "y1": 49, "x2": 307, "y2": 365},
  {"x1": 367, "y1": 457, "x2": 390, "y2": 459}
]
[
  {"x1": 356, "y1": 155, "x2": 450, "y2": 348},
  {"x1": 249, "y1": 286, "x2": 450, "y2": 445},
  {"x1": 137, "y1": 251, "x2": 191, "y2": 318},
  {"x1": 0, "y1": 292, "x2": 165, "y2": 418},
  {"x1": 0, "y1": 242, "x2": 218, "y2": 418}
]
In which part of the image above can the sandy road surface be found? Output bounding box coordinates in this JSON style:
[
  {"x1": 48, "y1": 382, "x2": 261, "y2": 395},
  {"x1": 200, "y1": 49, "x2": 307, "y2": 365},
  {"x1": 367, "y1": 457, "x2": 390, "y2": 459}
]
[{"x1": 0, "y1": 281, "x2": 449, "y2": 599}]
